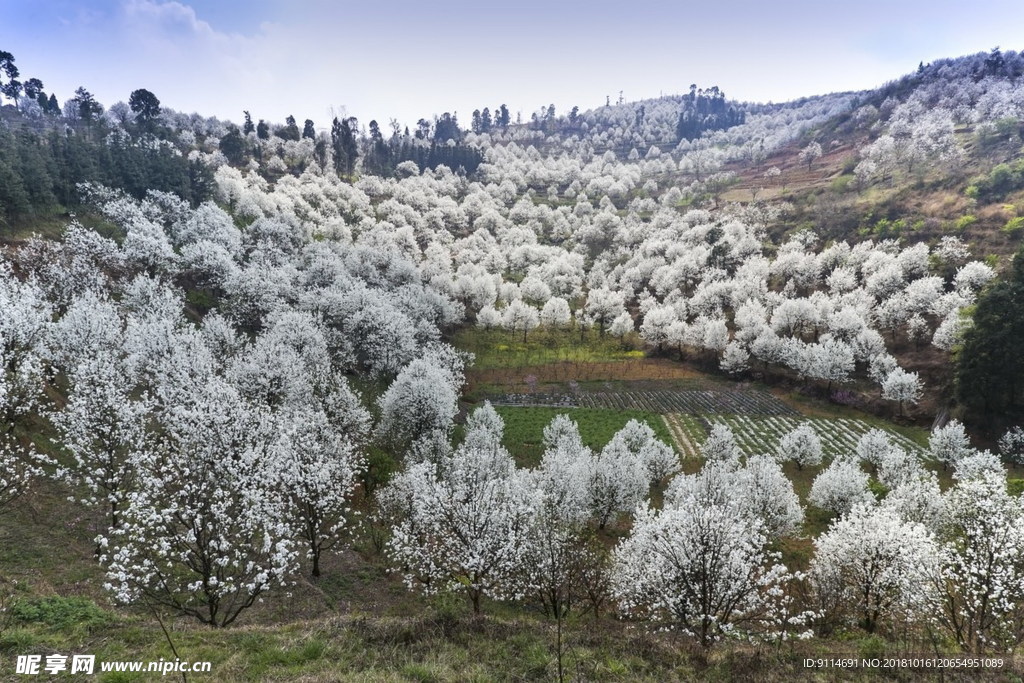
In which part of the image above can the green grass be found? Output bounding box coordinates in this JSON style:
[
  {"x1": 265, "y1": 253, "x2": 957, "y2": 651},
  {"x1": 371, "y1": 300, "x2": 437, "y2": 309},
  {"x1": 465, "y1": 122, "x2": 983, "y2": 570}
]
[
  {"x1": 0, "y1": 208, "x2": 124, "y2": 242},
  {"x1": 494, "y1": 405, "x2": 674, "y2": 466},
  {"x1": 676, "y1": 415, "x2": 706, "y2": 441},
  {"x1": 662, "y1": 414, "x2": 707, "y2": 458},
  {"x1": 26, "y1": 607, "x2": 983, "y2": 681},
  {"x1": 2, "y1": 607, "x2": 838, "y2": 682},
  {"x1": 9, "y1": 596, "x2": 110, "y2": 631},
  {"x1": 454, "y1": 327, "x2": 644, "y2": 371}
]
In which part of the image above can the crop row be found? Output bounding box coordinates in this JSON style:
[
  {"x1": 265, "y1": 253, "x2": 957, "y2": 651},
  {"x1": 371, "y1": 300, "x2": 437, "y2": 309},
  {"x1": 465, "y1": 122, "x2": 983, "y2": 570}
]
[
  {"x1": 663, "y1": 413, "x2": 708, "y2": 458},
  {"x1": 487, "y1": 392, "x2": 580, "y2": 407},
  {"x1": 704, "y1": 414, "x2": 925, "y2": 459},
  {"x1": 575, "y1": 390, "x2": 799, "y2": 416}
]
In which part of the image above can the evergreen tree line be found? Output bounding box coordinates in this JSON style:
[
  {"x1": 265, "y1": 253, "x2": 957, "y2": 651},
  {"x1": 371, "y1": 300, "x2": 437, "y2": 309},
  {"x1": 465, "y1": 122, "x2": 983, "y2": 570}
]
[
  {"x1": 470, "y1": 104, "x2": 512, "y2": 134},
  {"x1": 0, "y1": 49, "x2": 212, "y2": 224},
  {"x1": 956, "y1": 243, "x2": 1024, "y2": 422},
  {"x1": 350, "y1": 112, "x2": 482, "y2": 177},
  {"x1": 220, "y1": 111, "x2": 485, "y2": 179},
  {"x1": 675, "y1": 84, "x2": 746, "y2": 141},
  {"x1": 362, "y1": 133, "x2": 484, "y2": 177},
  {"x1": 0, "y1": 120, "x2": 213, "y2": 225}
]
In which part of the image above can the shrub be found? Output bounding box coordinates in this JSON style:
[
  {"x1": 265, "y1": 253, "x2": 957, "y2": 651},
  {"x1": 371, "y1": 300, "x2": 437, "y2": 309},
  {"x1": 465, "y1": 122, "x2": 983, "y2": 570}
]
[
  {"x1": 10, "y1": 597, "x2": 109, "y2": 630},
  {"x1": 968, "y1": 160, "x2": 1024, "y2": 201},
  {"x1": 954, "y1": 215, "x2": 977, "y2": 231},
  {"x1": 1003, "y1": 216, "x2": 1024, "y2": 234},
  {"x1": 831, "y1": 175, "x2": 853, "y2": 193}
]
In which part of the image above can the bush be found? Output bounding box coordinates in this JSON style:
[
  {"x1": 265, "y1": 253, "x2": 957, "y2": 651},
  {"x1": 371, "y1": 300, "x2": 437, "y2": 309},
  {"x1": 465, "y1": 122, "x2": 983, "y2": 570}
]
[
  {"x1": 1003, "y1": 216, "x2": 1024, "y2": 234},
  {"x1": 954, "y1": 215, "x2": 977, "y2": 231},
  {"x1": 873, "y1": 218, "x2": 905, "y2": 237},
  {"x1": 968, "y1": 160, "x2": 1024, "y2": 201},
  {"x1": 10, "y1": 597, "x2": 109, "y2": 630},
  {"x1": 858, "y1": 634, "x2": 887, "y2": 660},
  {"x1": 831, "y1": 175, "x2": 854, "y2": 193},
  {"x1": 867, "y1": 479, "x2": 889, "y2": 499},
  {"x1": 360, "y1": 447, "x2": 397, "y2": 495}
]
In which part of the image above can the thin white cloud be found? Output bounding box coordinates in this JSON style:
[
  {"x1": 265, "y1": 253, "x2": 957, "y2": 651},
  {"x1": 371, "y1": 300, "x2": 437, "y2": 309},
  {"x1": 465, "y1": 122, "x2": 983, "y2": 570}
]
[
  {"x1": 9, "y1": 0, "x2": 1024, "y2": 131},
  {"x1": 109, "y1": 0, "x2": 281, "y2": 118}
]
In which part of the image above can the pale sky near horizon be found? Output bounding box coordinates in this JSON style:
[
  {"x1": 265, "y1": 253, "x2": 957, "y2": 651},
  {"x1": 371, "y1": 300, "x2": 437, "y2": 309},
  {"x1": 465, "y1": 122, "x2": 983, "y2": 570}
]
[{"x1": 3, "y1": 0, "x2": 1023, "y2": 131}]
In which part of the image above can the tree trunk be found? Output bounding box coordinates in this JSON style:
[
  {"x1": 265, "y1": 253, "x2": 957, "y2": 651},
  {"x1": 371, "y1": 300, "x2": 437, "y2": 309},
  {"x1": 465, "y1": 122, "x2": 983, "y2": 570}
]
[
  {"x1": 556, "y1": 608, "x2": 565, "y2": 683},
  {"x1": 471, "y1": 590, "x2": 481, "y2": 615}
]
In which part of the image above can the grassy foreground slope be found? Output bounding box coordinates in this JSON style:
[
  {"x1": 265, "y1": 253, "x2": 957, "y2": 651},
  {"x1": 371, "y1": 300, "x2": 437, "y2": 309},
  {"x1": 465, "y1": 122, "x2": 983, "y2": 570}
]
[{"x1": 3, "y1": 353, "x2": 1014, "y2": 681}]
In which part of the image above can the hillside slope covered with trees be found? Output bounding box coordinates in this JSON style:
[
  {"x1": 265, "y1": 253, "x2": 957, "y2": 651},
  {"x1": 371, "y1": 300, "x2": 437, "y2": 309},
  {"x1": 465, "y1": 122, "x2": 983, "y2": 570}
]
[{"x1": 2, "y1": 47, "x2": 1024, "y2": 679}]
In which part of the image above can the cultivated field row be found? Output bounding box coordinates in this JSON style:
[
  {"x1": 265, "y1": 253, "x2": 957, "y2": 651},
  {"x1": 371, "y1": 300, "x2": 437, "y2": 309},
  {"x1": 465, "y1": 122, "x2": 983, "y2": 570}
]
[
  {"x1": 489, "y1": 389, "x2": 799, "y2": 415},
  {"x1": 703, "y1": 414, "x2": 926, "y2": 458},
  {"x1": 662, "y1": 413, "x2": 705, "y2": 458}
]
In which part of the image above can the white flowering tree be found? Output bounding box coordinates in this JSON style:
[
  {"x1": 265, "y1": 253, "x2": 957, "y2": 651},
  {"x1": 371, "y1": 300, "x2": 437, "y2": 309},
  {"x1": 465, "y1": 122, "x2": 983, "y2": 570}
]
[
  {"x1": 589, "y1": 439, "x2": 649, "y2": 529},
  {"x1": 855, "y1": 429, "x2": 895, "y2": 472},
  {"x1": 809, "y1": 456, "x2": 873, "y2": 516},
  {"x1": 605, "y1": 419, "x2": 679, "y2": 485},
  {"x1": 476, "y1": 305, "x2": 503, "y2": 330},
  {"x1": 381, "y1": 441, "x2": 537, "y2": 614},
  {"x1": 811, "y1": 503, "x2": 940, "y2": 634},
  {"x1": 269, "y1": 408, "x2": 364, "y2": 577},
  {"x1": 99, "y1": 380, "x2": 297, "y2": 627},
  {"x1": 525, "y1": 416, "x2": 601, "y2": 679},
  {"x1": 701, "y1": 423, "x2": 741, "y2": 464},
  {"x1": 776, "y1": 423, "x2": 823, "y2": 470},
  {"x1": 737, "y1": 454, "x2": 805, "y2": 539},
  {"x1": 539, "y1": 297, "x2": 572, "y2": 329},
  {"x1": 998, "y1": 426, "x2": 1024, "y2": 464},
  {"x1": 881, "y1": 368, "x2": 922, "y2": 417},
  {"x1": 611, "y1": 501, "x2": 807, "y2": 647},
  {"x1": 501, "y1": 299, "x2": 540, "y2": 341},
  {"x1": 875, "y1": 447, "x2": 924, "y2": 490},
  {"x1": 927, "y1": 420, "x2": 972, "y2": 471},
  {"x1": 951, "y1": 450, "x2": 1004, "y2": 483},
  {"x1": 0, "y1": 263, "x2": 52, "y2": 442},
  {"x1": 807, "y1": 339, "x2": 855, "y2": 393},
  {"x1": 668, "y1": 452, "x2": 804, "y2": 542},
  {"x1": 608, "y1": 311, "x2": 635, "y2": 340},
  {"x1": 799, "y1": 141, "x2": 823, "y2": 170},
  {"x1": 720, "y1": 341, "x2": 750, "y2": 376},
  {"x1": 51, "y1": 358, "x2": 151, "y2": 532},
  {"x1": 0, "y1": 271, "x2": 49, "y2": 511},
  {"x1": 376, "y1": 358, "x2": 460, "y2": 452},
  {"x1": 0, "y1": 394, "x2": 43, "y2": 512},
  {"x1": 582, "y1": 287, "x2": 626, "y2": 335},
  {"x1": 881, "y1": 473, "x2": 945, "y2": 533},
  {"x1": 933, "y1": 473, "x2": 1024, "y2": 652},
  {"x1": 346, "y1": 301, "x2": 419, "y2": 377}
]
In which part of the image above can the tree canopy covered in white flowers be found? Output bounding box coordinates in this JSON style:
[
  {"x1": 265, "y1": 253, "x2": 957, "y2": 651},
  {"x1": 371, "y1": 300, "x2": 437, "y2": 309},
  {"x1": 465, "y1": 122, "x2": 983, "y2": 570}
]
[{"x1": 4, "y1": 45, "x2": 1024, "y2": 673}]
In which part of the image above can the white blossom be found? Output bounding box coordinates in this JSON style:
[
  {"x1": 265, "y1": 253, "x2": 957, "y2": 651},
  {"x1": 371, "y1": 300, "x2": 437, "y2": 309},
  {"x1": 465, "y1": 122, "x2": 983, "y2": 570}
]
[{"x1": 811, "y1": 503, "x2": 940, "y2": 633}]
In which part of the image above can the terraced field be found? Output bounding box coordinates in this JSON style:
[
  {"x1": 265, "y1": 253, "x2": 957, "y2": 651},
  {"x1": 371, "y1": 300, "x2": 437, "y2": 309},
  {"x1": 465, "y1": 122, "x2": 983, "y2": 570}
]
[
  {"x1": 488, "y1": 388, "x2": 797, "y2": 415},
  {"x1": 577, "y1": 389, "x2": 798, "y2": 415},
  {"x1": 704, "y1": 414, "x2": 926, "y2": 458},
  {"x1": 663, "y1": 413, "x2": 707, "y2": 458},
  {"x1": 488, "y1": 385, "x2": 927, "y2": 462}
]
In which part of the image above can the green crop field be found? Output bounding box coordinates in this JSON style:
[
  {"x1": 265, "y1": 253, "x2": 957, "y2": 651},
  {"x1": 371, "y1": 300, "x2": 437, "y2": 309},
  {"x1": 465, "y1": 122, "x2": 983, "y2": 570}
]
[
  {"x1": 705, "y1": 414, "x2": 927, "y2": 458},
  {"x1": 493, "y1": 405, "x2": 675, "y2": 466},
  {"x1": 455, "y1": 327, "x2": 644, "y2": 371}
]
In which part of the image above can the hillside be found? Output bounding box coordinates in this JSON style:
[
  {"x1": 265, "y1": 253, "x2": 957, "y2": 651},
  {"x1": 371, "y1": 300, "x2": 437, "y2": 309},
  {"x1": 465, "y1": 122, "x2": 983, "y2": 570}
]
[{"x1": 3, "y1": 47, "x2": 1024, "y2": 681}]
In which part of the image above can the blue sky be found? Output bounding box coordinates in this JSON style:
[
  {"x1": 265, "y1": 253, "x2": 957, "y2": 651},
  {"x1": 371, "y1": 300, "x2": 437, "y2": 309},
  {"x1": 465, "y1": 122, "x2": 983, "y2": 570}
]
[{"x1": 3, "y1": 0, "x2": 1023, "y2": 131}]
